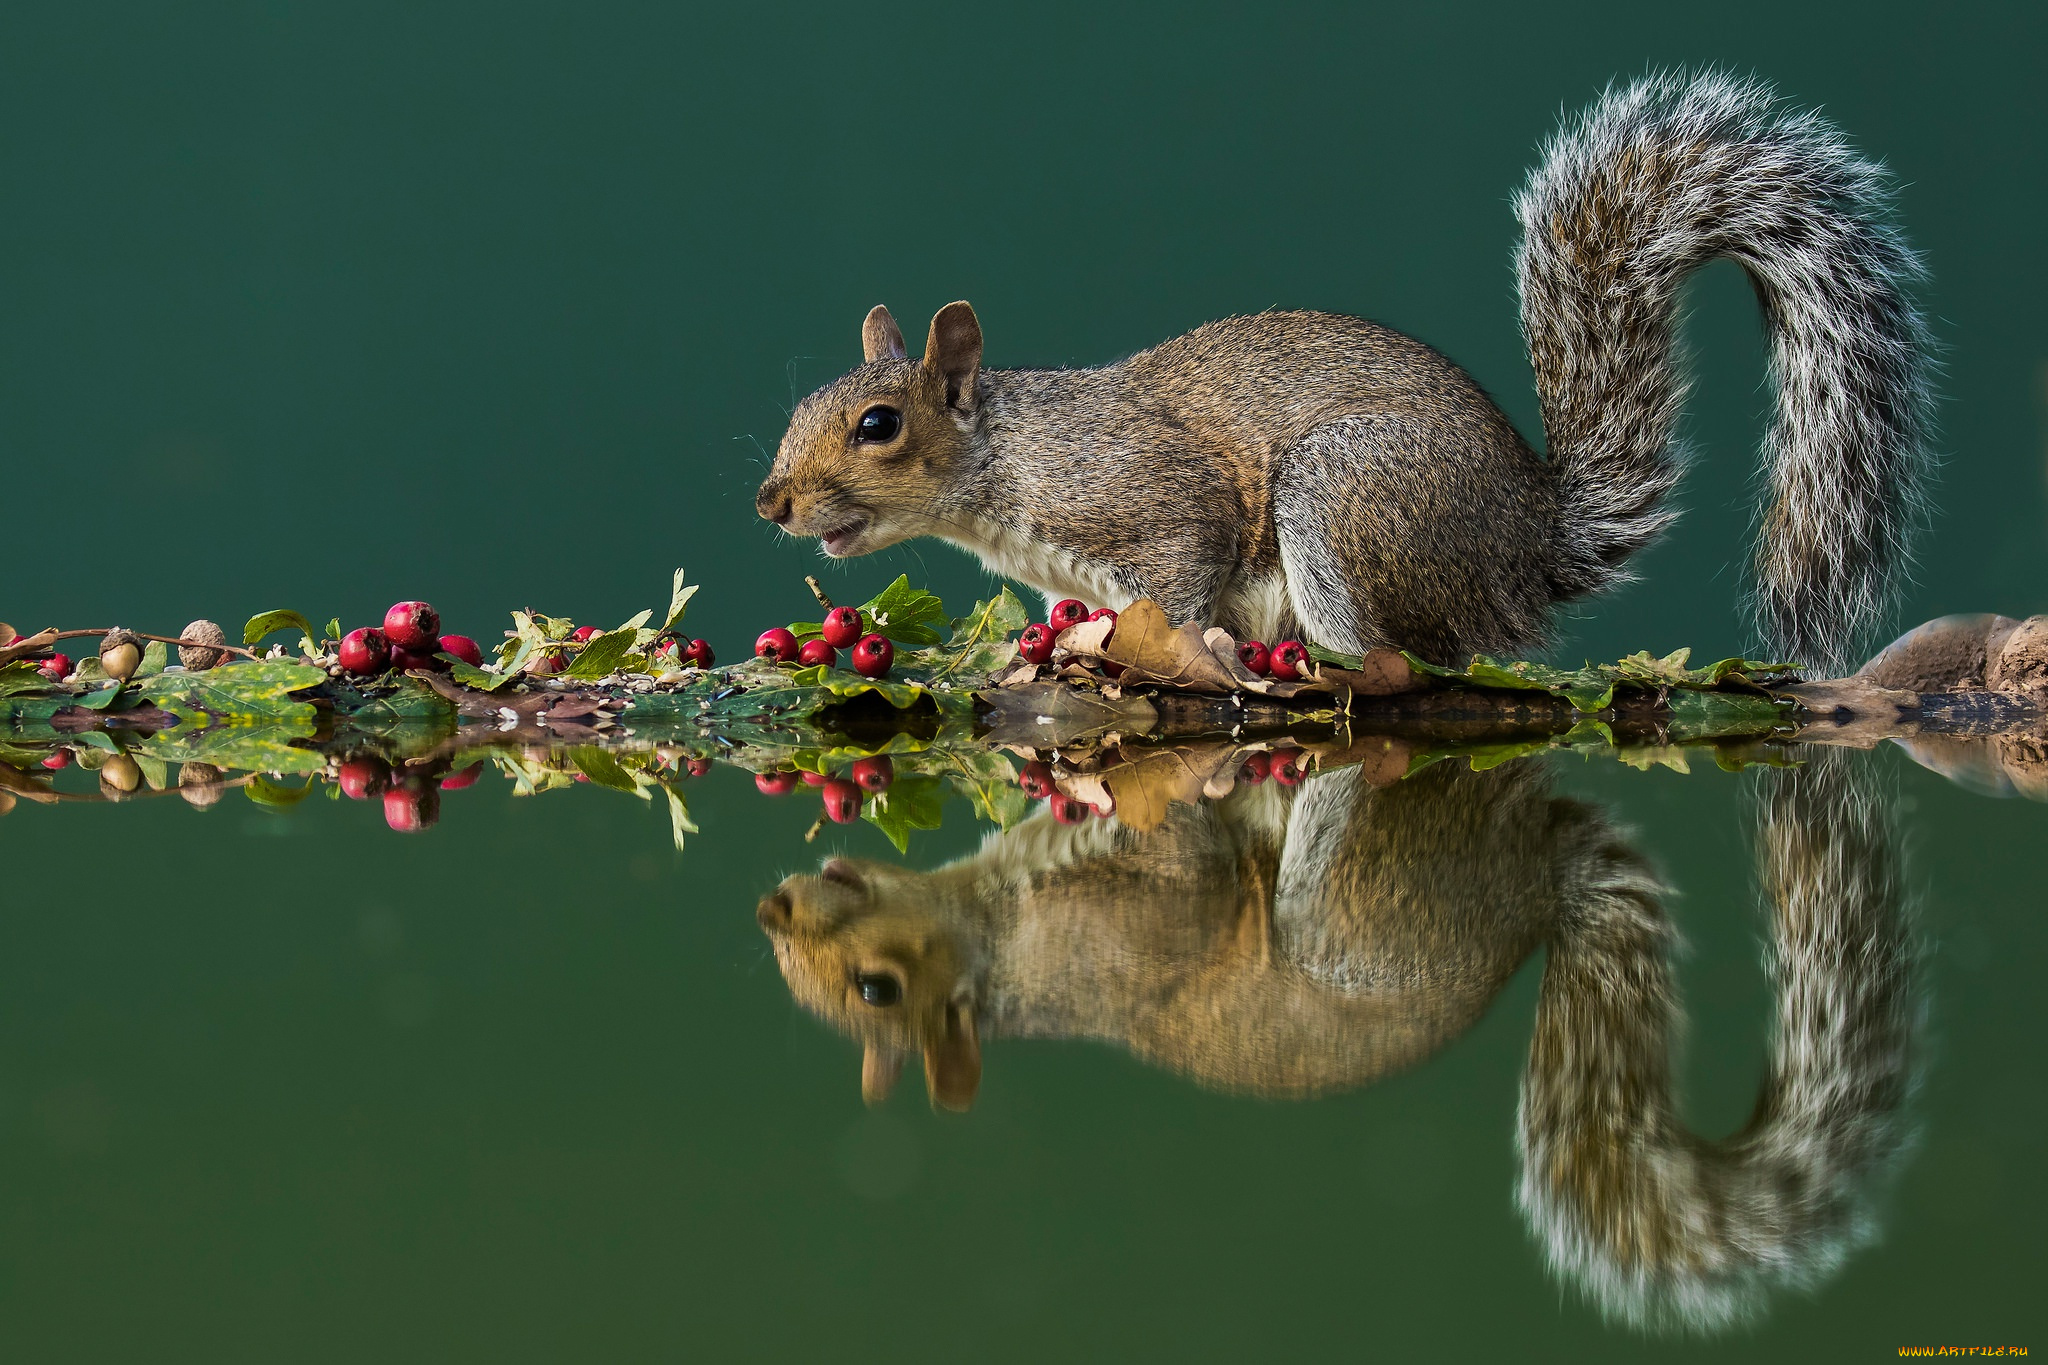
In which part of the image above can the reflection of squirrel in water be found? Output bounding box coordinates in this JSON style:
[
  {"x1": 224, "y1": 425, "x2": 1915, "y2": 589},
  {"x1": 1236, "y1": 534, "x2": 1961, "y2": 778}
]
[
  {"x1": 756, "y1": 73, "x2": 1932, "y2": 675},
  {"x1": 757, "y1": 753, "x2": 1915, "y2": 1330}
]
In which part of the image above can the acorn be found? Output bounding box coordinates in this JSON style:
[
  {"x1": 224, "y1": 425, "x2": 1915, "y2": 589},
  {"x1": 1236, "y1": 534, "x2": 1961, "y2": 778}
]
[
  {"x1": 179, "y1": 762, "x2": 227, "y2": 809},
  {"x1": 100, "y1": 752, "x2": 143, "y2": 795},
  {"x1": 99, "y1": 629, "x2": 143, "y2": 683},
  {"x1": 179, "y1": 619, "x2": 228, "y2": 671}
]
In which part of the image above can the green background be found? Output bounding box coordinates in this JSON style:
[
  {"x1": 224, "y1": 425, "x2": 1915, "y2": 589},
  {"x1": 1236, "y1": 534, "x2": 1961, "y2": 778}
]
[{"x1": 3, "y1": 4, "x2": 2043, "y2": 1361}]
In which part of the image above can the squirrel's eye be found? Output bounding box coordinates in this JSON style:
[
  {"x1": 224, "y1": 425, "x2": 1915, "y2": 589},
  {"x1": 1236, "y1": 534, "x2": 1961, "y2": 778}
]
[
  {"x1": 855, "y1": 406, "x2": 902, "y2": 443},
  {"x1": 854, "y1": 972, "x2": 901, "y2": 1007}
]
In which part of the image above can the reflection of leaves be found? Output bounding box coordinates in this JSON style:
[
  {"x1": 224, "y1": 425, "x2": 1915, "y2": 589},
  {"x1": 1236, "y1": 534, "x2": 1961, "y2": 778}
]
[
  {"x1": 1663, "y1": 689, "x2": 1792, "y2": 740},
  {"x1": 780, "y1": 664, "x2": 932, "y2": 710},
  {"x1": 141, "y1": 723, "x2": 324, "y2": 775},
  {"x1": 663, "y1": 784, "x2": 697, "y2": 852},
  {"x1": 569, "y1": 746, "x2": 642, "y2": 794},
  {"x1": 343, "y1": 677, "x2": 458, "y2": 733},
  {"x1": 245, "y1": 774, "x2": 314, "y2": 809},
  {"x1": 1099, "y1": 743, "x2": 1239, "y2": 831},
  {"x1": 864, "y1": 775, "x2": 947, "y2": 852},
  {"x1": 1403, "y1": 651, "x2": 1798, "y2": 716}
]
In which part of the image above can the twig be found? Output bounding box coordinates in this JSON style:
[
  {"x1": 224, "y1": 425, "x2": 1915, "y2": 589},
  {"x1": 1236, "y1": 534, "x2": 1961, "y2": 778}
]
[
  {"x1": 804, "y1": 576, "x2": 835, "y2": 611},
  {"x1": 3, "y1": 629, "x2": 261, "y2": 662}
]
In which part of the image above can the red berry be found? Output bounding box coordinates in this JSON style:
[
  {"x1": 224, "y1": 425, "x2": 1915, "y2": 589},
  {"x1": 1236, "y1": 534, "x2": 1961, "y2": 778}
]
[
  {"x1": 41, "y1": 750, "x2": 72, "y2": 770},
  {"x1": 821, "y1": 606, "x2": 865, "y2": 648},
  {"x1": 686, "y1": 757, "x2": 712, "y2": 777},
  {"x1": 438, "y1": 634, "x2": 483, "y2": 668},
  {"x1": 38, "y1": 652, "x2": 73, "y2": 680},
  {"x1": 1049, "y1": 793, "x2": 1087, "y2": 824},
  {"x1": 755, "y1": 627, "x2": 799, "y2": 663},
  {"x1": 1269, "y1": 639, "x2": 1310, "y2": 682},
  {"x1": 1270, "y1": 748, "x2": 1307, "y2": 786},
  {"x1": 850, "y1": 634, "x2": 893, "y2": 678},
  {"x1": 338, "y1": 627, "x2": 391, "y2": 675},
  {"x1": 438, "y1": 762, "x2": 483, "y2": 791},
  {"x1": 383, "y1": 780, "x2": 440, "y2": 832},
  {"x1": 1017, "y1": 623, "x2": 1055, "y2": 665},
  {"x1": 681, "y1": 639, "x2": 714, "y2": 668},
  {"x1": 1048, "y1": 599, "x2": 1089, "y2": 632},
  {"x1": 389, "y1": 643, "x2": 442, "y2": 672},
  {"x1": 1018, "y1": 760, "x2": 1056, "y2": 799},
  {"x1": 755, "y1": 770, "x2": 798, "y2": 795},
  {"x1": 1237, "y1": 640, "x2": 1271, "y2": 676},
  {"x1": 821, "y1": 777, "x2": 863, "y2": 823},
  {"x1": 570, "y1": 625, "x2": 601, "y2": 644},
  {"x1": 850, "y1": 755, "x2": 894, "y2": 792},
  {"x1": 1087, "y1": 606, "x2": 1118, "y2": 631},
  {"x1": 800, "y1": 770, "x2": 829, "y2": 787},
  {"x1": 337, "y1": 756, "x2": 390, "y2": 799},
  {"x1": 798, "y1": 638, "x2": 838, "y2": 667},
  {"x1": 1090, "y1": 794, "x2": 1115, "y2": 818},
  {"x1": 382, "y1": 601, "x2": 440, "y2": 651},
  {"x1": 1238, "y1": 752, "x2": 1272, "y2": 785}
]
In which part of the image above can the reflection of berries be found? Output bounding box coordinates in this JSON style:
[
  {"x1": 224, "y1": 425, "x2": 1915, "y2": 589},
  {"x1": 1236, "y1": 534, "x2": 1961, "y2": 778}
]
[
  {"x1": 338, "y1": 756, "x2": 391, "y2": 799},
  {"x1": 338, "y1": 627, "x2": 391, "y2": 675},
  {"x1": 755, "y1": 771, "x2": 798, "y2": 795},
  {"x1": 686, "y1": 757, "x2": 712, "y2": 777},
  {"x1": 383, "y1": 601, "x2": 441, "y2": 651},
  {"x1": 1237, "y1": 640, "x2": 1271, "y2": 675},
  {"x1": 1049, "y1": 793, "x2": 1087, "y2": 824},
  {"x1": 798, "y1": 638, "x2": 837, "y2": 667},
  {"x1": 800, "y1": 770, "x2": 829, "y2": 787},
  {"x1": 438, "y1": 634, "x2": 484, "y2": 667},
  {"x1": 1048, "y1": 599, "x2": 1088, "y2": 631},
  {"x1": 821, "y1": 778, "x2": 862, "y2": 823},
  {"x1": 1017, "y1": 760, "x2": 1056, "y2": 799},
  {"x1": 1017, "y1": 623, "x2": 1055, "y2": 665},
  {"x1": 851, "y1": 755, "x2": 894, "y2": 792},
  {"x1": 851, "y1": 634, "x2": 893, "y2": 678},
  {"x1": 1238, "y1": 752, "x2": 1272, "y2": 784},
  {"x1": 439, "y1": 762, "x2": 483, "y2": 791},
  {"x1": 755, "y1": 628, "x2": 799, "y2": 663},
  {"x1": 1269, "y1": 640, "x2": 1310, "y2": 681},
  {"x1": 383, "y1": 780, "x2": 440, "y2": 832},
  {"x1": 681, "y1": 639, "x2": 714, "y2": 668},
  {"x1": 821, "y1": 607, "x2": 865, "y2": 648},
  {"x1": 41, "y1": 749, "x2": 72, "y2": 770},
  {"x1": 1270, "y1": 748, "x2": 1307, "y2": 785}
]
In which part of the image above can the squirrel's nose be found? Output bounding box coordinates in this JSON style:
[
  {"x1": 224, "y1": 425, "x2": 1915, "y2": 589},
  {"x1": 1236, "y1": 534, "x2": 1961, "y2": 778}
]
[{"x1": 757, "y1": 486, "x2": 794, "y2": 525}]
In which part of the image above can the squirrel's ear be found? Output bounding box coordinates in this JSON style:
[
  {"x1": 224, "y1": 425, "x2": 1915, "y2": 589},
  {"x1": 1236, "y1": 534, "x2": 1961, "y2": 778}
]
[
  {"x1": 922, "y1": 998, "x2": 980, "y2": 1112},
  {"x1": 861, "y1": 1042, "x2": 905, "y2": 1105},
  {"x1": 923, "y1": 301, "x2": 982, "y2": 413},
  {"x1": 861, "y1": 305, "x2": 907, "y2": 363}
]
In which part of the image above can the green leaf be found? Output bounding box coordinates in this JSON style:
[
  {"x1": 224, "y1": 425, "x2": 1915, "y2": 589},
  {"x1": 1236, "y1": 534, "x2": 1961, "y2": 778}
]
[
  {"x1": 324, "y1": 618, "x2": 342, "y2": 645},
  {"x1": 141, "y1": 723, "x2": 324, "y2": 775},
  {"x1": 245, "y1": 774, "x2": 314, "y2": 809},
  {"x1": 564, "y1": 627, "x2": 640, "y2": 680},
  {"x1": 136, "y1": 640, "x2": 169, "y2": 679},
  {"x1": 661, "y1": 570, "x2": 700, "y2": 635},
  {"x1": 663, "y1": 783, "x2": 697, "y2": 853},
  {"x1": 77, "y1": 683, "x2": 125, "y2": 711},
  {"x1": 138, "y1": 661, "x2": 327, "y2": 725},
  {"x1": 905, "y1": 589, "x2": 1028, "y2": 686},
  {"x1": 446, "y1": 658, "x2": 523, "y2": 693},
  {"x1": 859, "y1": 575, "x2": 948, "y2": 646},
  {"x1": 568, "y1": 746, "x2": 642, "y2": 794},
  {"x1": 243, "y1": 609, "x2": 318, "y2": 654},
  {"x1": 0, "y1": 662, "x2": 55, "y2": 698},
  {"x1": 862, "y1": 774, "x2": 948, "y2": 852}
]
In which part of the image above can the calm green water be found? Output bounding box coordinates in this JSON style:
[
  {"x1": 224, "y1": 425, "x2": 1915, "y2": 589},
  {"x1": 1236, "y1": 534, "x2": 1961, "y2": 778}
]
[{"x1": 3, "y1": 4, "x2": 2045, "y2": 1360}]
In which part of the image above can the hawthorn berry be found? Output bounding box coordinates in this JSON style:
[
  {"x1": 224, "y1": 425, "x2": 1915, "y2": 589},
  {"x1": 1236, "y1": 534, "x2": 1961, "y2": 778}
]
[
  {"x1": 570, "y1": 625, "x2": 601, "y2": 644},
  {"x1": 798, "y1": 638, "x2": 838, "y2": 668},
  {"x1": 40, "y1": 749, "x2": 72, "y2": 770},
  {"x1": 337, "y1": 756, "x2": 391, "y2": 799},
  {"x1": 38, "y1": 652, "x2": 72, "y2": 681},
  {"x1": 1017, "y1": 623, "x2": 1055, "y2": 665},
  {"x1": 338, "y1": 627, "x2": 392, "y2": 675},
  {"x1": 1087, "y1": 606, "x2": 1118, "y2": 636},
  {"x1": 438, "y1": 634, "x2": 484, "y2": 668},
  {"x1": 850, "y1": 634, "x2": 893, "y2": 678},
  {"x1": 382, "y1": 601, "x2": 441, "y2": 652},
  {"x1": 681, "y1": 639, "x2": 714, "y2": 668},
  {"x1": 821, "y1": 778, "x2": 863, "y2": 824},
  {"x1": 851, "y1": 755, "x2": 894, "y2": 792},
  {"x1": 383, "y1": 779, "x2": 440, "y2": 833},
  {"x1": 438, "y1": 762, "x2": 483, "y2": 791},
  {"x1": 1269, "y1": 640, "x2": 1310, "y2": 682},
  {"x1": 1048, "y1": 599, "x2": 1089, "y2": 632},
  {"x1": 1049, "y1": 793, "x2": 1087, "y2": 824},
  {"x1": 686, "y1": 757, "x2": 712, "y2": 777},
  {"x1": 1237, "y1": 640, "x2": 1271, "y2": 676},
  {"x1": 1017, "y1": 760, "x2": 1057, "y2": 799},
  {"x1": 821, "y1": 606, "x2": 865, "y2": 648},
  {"x1": 1238, "y1": 752, "x2": 1272, "y2": 785},
  {"x1": 755, "y1": 627, "x2": 799, "y2": 664},
  {"x1": 389, "y1": 644, "x2": 441, "y2": 672},
  {"x1": 1270, "y1": 748, "x2": 1307, "y2": 786},
  {"x1": 800, "y1": 770, "x2": 829, "y2": 787},
  {"x1": 755, "y1": 770, "x2": 798, "y2": 795}
]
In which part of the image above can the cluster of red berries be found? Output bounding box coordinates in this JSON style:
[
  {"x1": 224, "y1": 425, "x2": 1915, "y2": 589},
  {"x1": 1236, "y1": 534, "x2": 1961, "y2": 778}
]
[
  {"x1": 1014, "y1": 758, "x2": 1115, "y2": 824},
  {"x1": 1015, "y1": 598, "x2": 1121, "y2": 666},
  {"x1": 1234, "y1": 638, "x2": 1312, "y2": 681},
  {"x1": 755, "y1": 605, "x2": 895, "y2": 678},
  {"x1": 334, "y1": 754, "x2": 484, "y2": 832},
  {"x1": 754, "y1": 753, "x2": 894, "y2": 823},
  {"x1": 337, "y1": 600, "x2": 485, "y2": 676}
]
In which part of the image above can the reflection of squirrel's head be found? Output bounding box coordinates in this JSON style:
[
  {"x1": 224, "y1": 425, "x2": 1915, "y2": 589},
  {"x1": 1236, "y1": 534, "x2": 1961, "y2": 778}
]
[
  {"x1": 756, "y1": 303, "x2": 983, "y2": 560},
  {"x1": 757, "y1": 856, "x2": 982, "y2": 1111}
]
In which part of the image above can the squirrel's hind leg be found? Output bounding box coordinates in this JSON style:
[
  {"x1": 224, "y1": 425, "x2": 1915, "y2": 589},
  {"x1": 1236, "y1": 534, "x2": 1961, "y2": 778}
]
[{"x1": 1273, "y1": 415, "x2": 1556, "y2": 665}]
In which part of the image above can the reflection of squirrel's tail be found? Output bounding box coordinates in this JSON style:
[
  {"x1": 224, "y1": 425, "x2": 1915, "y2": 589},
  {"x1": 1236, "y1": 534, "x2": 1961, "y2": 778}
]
[
  {"x1": 1518, "y1": 755, "x2": 1918, "y2": 1332},
  {"x1": 1518, "y1": 72, "x2": 1933, "y2": 675}
]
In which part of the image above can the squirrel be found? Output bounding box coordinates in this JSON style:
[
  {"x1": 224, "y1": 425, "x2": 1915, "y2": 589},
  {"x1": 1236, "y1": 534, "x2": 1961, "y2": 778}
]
[
  {"x1": 756, "y1": 750, "x2": 1916, "y2": 1331},
  {"x1": 756, "y1": 73, "x2": 1933, "y2": 675}
]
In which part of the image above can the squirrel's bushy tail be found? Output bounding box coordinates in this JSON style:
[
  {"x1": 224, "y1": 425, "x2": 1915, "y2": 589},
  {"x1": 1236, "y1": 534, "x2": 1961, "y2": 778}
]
[{"x1": 1517, "y1": 72, "x2": 1933, "y2": 675}]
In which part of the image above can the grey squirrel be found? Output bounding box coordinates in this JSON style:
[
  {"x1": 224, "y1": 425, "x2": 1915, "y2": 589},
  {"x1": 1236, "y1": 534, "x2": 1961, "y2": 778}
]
[{"x1": 756, "y1": 72, "x2": 1933, "y2": 675}]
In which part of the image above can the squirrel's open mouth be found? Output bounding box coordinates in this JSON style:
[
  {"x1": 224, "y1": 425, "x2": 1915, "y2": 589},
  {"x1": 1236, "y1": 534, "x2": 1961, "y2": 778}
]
[{"x1": 820, "y1": 518, "x2": 869, "y2": 557}]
